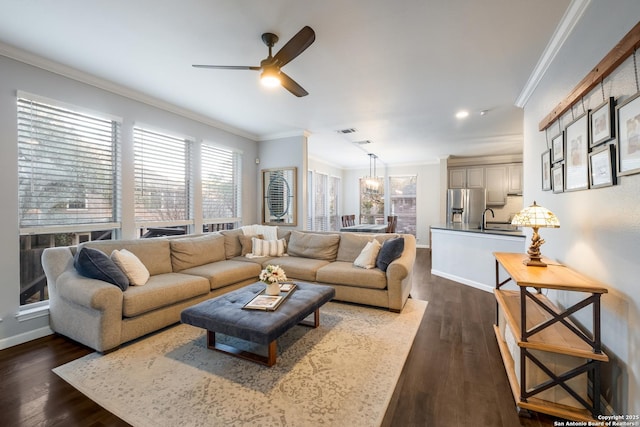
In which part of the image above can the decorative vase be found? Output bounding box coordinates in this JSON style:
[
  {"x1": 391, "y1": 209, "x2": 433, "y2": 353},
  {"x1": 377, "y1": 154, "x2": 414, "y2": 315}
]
[{"x1": 265, "y1": 282, "x2": 281, "y2": 296}]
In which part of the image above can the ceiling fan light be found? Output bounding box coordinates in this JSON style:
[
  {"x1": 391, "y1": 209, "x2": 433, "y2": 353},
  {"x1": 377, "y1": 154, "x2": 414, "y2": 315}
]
[{"x1": 260, "y1": 68, "x2": 281, "y2": 87}]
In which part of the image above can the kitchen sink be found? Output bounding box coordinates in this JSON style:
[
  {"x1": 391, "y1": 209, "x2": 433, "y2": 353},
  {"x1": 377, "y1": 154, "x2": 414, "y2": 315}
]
[{"x1": 478, "y1": 224, "x2": 518, "y2": 232}]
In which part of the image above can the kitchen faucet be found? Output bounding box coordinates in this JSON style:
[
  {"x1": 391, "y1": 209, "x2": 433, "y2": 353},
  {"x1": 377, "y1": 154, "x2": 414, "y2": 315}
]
[{"x1": 481, "y1": 208, "x2": 494, "y2": 230}]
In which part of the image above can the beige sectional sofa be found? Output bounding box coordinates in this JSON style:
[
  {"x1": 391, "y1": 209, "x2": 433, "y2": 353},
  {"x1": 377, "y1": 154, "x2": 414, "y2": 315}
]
[{"x1": 42, "y1": 228, "x2": 416, "y2": 352}]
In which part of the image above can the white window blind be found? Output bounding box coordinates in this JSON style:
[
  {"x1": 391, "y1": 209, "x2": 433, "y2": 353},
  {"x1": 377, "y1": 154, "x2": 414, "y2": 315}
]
[
  {"x1": 201, "y1": 143, "x2": 241, "y2": 223},
  {"x1": 17, "y1": 97, "x2": 119, "y2": 229},
  {"x1": 134, "y1": 127, "x2": 191, "y2": 223},
  {"x1": 314, "y1": 172, "x2": 329, "y2": 231},
  {"x1": 306, "y1": 170, "x2": 313, "y2": 230},
  {"x1": 329, "y1": 175, "x2": 341, "y2": 231}
]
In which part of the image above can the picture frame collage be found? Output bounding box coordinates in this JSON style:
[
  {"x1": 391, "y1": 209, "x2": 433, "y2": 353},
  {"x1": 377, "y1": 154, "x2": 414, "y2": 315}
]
[{"x1": 542, "y1": 94, "x2": 640, "y2": 192}]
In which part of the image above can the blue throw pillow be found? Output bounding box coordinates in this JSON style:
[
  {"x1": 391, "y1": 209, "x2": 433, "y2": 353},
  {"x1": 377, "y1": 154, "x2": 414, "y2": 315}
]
[
  {"x1": 74, "y1": 247, "x2": 129, "y2": 291},
  {"x1": 375, "y1": 237, "x2": 405, "y2": 272}
]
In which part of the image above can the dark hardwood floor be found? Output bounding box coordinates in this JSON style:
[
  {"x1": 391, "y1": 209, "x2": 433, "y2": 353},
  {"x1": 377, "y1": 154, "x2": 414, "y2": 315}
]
[{"x1": 0, "y1": 248, "x2": 558, "y2": 426}]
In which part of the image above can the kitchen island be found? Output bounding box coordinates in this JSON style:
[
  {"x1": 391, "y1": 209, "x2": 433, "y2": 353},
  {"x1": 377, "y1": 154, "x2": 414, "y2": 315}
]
[{"x1": 430, "y1": 224, "x2": 525, "y2": 292}]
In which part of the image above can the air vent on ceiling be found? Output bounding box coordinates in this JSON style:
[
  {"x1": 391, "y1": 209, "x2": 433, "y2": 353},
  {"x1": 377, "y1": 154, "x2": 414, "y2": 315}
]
[
  {"x1": 337, "y1": 128, "x2": 357, "y2": 134},
  {"x1": 353, "y1": 140, "x2": 372, "y2": 145}
]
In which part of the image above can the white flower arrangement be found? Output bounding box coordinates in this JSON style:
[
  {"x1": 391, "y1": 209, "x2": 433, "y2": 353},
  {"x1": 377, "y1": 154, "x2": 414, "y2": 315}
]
[{"x1": 259, "y1": 264, "x2": 288, "y2": 284}]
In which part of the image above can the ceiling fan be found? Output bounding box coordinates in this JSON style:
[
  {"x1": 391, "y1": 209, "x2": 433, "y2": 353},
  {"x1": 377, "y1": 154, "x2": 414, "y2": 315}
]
[{"x1": 193, "y1": 26, "x2": 315, "y2": 97}]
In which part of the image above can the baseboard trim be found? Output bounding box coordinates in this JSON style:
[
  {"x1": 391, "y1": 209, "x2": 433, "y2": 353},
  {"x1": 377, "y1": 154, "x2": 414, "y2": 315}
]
[
  {"x1": 430, "y1": 269, "x2": 493, "y2": 293},
  {"x1": 0, "y1": 326, "x2": 53, "y2": 351}
]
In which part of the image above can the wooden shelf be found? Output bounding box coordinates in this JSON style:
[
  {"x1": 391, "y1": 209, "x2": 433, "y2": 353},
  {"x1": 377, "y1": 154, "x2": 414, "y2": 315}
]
[
  {"x1": 495, "y1": 290, "x2": 608, "y2": 362},
  {"x1": 493, "y1": 325, "x2": 597, "y2": 423},
  {"x1": 494, "y1": 252, "x2": 608, "y2": 294},
  {"x1": 493, "y1": 252, "x2": 608, "y2": 421}
]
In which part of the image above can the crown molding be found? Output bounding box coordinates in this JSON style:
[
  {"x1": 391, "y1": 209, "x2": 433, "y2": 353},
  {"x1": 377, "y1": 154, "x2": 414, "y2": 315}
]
[
  {"x1": 514, "y1": 0, "x2": 591, "y2": 108},
  {"x1": 258, "y1": 130, "x2": 310, "y2": 141},
  {"x1": 0, "y1": 41, "x2": 259, "y2": 141}
]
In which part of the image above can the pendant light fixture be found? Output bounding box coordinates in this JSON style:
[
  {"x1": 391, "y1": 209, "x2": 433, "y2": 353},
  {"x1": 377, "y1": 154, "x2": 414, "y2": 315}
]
[{"x1": 365, "y1": 153, "x2": 380, "y2": 194}]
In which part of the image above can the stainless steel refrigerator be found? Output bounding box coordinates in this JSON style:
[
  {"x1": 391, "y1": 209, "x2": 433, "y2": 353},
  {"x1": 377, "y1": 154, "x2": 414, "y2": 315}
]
[{"x1": 446, "y1": 188, "x2": 487, "y2": 225}]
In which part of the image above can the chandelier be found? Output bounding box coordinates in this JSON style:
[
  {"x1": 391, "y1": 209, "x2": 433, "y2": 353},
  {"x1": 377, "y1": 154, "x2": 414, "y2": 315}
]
[{"x1": 365, "y1": 153, "x2": 380, "y2": 194}]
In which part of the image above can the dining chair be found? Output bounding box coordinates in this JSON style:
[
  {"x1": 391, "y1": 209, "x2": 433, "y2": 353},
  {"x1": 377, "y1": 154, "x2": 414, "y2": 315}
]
[
  {"x1": 341, "y1": 215, "x2": 356, "y2": 227},
  {"x1": 385, "y1": 215, "x2": 398, "y2": 233}
]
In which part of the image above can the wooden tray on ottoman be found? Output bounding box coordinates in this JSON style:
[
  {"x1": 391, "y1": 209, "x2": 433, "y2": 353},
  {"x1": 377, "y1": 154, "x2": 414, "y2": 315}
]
[{"x1": 180, "y1": 282, "x2": 335, "y2": 366}]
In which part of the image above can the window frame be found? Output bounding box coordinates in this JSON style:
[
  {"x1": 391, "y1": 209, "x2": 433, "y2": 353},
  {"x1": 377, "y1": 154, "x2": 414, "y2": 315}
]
[{"x1": 16, "y1": 92, "x2": 122, "y2": 307}]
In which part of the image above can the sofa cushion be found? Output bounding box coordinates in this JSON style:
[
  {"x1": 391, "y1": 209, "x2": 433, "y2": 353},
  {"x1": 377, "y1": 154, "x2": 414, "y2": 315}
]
[
  {"x1": 376, "y1": 236, "x2": 405, "y2": 271},
  {"x1": 170, "y1": 233, "x2": 226, "y2": 272},
  {"x1": 221, "y1": 228, "x2": 244, "y2": 259},
  {"x1": 81, "y1": 238, "x2": 173, "y2": 276},
  {"x1": 122, "y1": 272, "x2": 210, "y2": 317},
  {"x1": 238, "y1": 234, "x2": 264, "y2": 256},
  {"x1": 74, "y1": 247, "x2": 129, "y2": 291},
  {"x1": 316, "y1": 261, "x2": 388, "y2": 290},
  {"x1": 335, "y1": 233, "x2": 371, "y2": 262},
  {"x1": 335, "y1": 233, "x2": 396, "y2": 263},
  {"x1": 353, "y1": 239, "x2": 382, "y2": 269},
  {"x1": 264, "y1": 256, "x2": 330, "y2": 282},
  {"x1": 110, "y1": 249, "x2": 150, "y2": 286},
  {"x1": 179, "y1": 260, "x2": 262, "y2": 290},
  {"x1": 287, "y1": 231, "x2": 340, "y2": 261}
]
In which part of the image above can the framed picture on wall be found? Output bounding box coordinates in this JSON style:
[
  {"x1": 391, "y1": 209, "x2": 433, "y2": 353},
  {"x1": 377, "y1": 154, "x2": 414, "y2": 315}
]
[
  {"x1": 552, "y1": 163, "x2": 564, "y2": 193},
  {"x1": 590, "y1": 97, "x2": 615, "y2": 147},
  {"x1": 564, "y1": 112, "x2": 590, "y2": 191},
  {"x1": 541, "y1": 149, "x2": 552, "y2": 191},
  {"x1": 551, "y1": 131, "x2": 564, "y2": 163},
  {"x1": 616, "y1": 92, "x2": 640, "y2": 176},
  {"x1": 589, "y1": 143, "x2": 617, "y2": 189}
]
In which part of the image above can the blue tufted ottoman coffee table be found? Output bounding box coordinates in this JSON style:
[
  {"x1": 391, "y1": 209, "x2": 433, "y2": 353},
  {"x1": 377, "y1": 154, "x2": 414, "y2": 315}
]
[{"x1": 180, "y1": 282, "x2": 335, "y2": 366}]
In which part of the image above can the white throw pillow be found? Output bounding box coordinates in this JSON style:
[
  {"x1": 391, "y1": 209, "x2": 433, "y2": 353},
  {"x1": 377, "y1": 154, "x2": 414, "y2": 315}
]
[
  {"x1": 353, "y1": 239, "x2": 382, "y2": 269},
  {"x1": 250, "y1": 237, "x2": 286, "y2": 257},
  {"x1": 111, "y1": 249, "x2": 150, "y2": 286}
]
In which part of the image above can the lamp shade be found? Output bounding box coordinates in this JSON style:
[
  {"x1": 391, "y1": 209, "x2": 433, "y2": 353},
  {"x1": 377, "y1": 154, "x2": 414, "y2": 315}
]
[
  {"x1": 511, "y1": 201, "x2": 560, "y2": 228},
  {"x1": 260, "y1": 66, "x2": 281, "y2": 87}
]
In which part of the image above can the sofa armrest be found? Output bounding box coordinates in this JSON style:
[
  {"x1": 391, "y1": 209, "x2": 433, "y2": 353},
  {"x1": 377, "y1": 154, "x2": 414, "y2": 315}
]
[
  {"x1": 56, "y1": 270, "x2": 124, "y2": 311},
  {"x1": 386, "y1": 234, "x2": 416, "y2": 311},
  {"x1": 42, "y1": 247, "x2": 75, "y2": 297},
  {"x1": 49, "y1": 269, "x2": 124, "y2": 352}
]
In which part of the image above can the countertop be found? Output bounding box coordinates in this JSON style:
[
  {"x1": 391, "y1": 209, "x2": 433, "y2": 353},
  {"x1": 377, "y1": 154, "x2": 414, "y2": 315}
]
[{"x1": 430, "y1": 223, "x2": 525, "y2": 238}]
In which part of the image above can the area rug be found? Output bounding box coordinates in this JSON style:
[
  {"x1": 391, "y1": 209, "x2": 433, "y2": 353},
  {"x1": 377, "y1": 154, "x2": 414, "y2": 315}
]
[{"x1": 53, "y1": 299, "x2": 427, "y2": 427}]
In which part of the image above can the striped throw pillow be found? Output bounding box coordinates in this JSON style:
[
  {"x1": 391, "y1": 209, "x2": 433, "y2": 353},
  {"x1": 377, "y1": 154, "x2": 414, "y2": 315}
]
[{"x1": 251, "y1": 237, "x2": 286, "y2": 257}]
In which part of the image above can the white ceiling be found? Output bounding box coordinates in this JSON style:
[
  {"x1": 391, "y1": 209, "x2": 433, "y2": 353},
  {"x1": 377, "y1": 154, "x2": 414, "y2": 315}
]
[{"x1": 0, "y1": 0, "x2": 571, "y2": 168}]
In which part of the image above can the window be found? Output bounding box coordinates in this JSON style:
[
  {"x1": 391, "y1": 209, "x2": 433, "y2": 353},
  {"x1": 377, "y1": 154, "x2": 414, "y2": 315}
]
[
  {"x1": 201, "y1": 143, "x2": 241, "y2": 231},
  {"x1": 307, "y1": 172, "x2": 341, "y2": 231},
  {"x1": 389, "y1": 175, "x2": 417, "y2": 236},
  {"x1": 17, "y1": 94, "x2": 120, "y2": 305},
  {"x1": 133, "y1": 127, "x2": 192, "y2": 232},
  {"x1": 359, "y1": 177, "x2": 384, "y2": 225}
]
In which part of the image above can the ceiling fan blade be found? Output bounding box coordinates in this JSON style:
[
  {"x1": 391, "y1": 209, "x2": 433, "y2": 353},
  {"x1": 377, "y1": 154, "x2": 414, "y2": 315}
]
[
  {"x1": 280, "y1": 72, "x2": 308, "y2": 97},
  {"x1": 192, "y1": 65, "x2": 261, "y2": 70},
  {"x1": 273, "y1": 26, "x2": 315, "y2": 68}
]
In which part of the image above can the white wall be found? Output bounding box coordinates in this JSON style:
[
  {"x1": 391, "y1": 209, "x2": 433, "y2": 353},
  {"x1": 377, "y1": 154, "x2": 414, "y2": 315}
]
[
  {"x1": 0, "y1": 55, "x2": 259, "y2": 349},
  {"x1": 522, "y1": 1, "x2": 640, "y2": 415}
]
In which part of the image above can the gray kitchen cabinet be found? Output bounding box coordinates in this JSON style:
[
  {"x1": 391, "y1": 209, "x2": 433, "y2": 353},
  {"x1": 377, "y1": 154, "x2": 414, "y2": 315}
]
[
  {"x1": 485, "y1": 165, "x2": 507, "y2": 205},
  {"x1": 466, "y1": 167, "x2": 485, "y2": 188},
  {"x1": 508, "y1": 164, "x2": 523, "y2": 195},
  {"x1": 449, "y1": 168, "x2": 467, "y2": 188},
  {"x1": 448, "y1": 163, "x2": 521, "y2": 206}
]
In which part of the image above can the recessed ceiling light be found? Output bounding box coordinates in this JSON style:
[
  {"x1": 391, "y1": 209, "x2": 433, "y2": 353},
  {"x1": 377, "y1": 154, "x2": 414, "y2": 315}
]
[{"x1": 455, "y1": 110, "x2": 469, "y2": 119}]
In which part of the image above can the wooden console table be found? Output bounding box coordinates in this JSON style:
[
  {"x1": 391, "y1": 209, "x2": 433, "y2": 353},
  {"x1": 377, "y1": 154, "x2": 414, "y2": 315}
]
[{"x1": 493, "y1": 252, "x2": 608, "y2": 422}]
